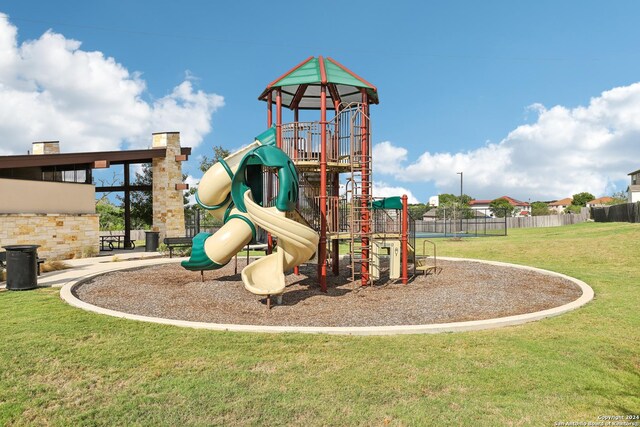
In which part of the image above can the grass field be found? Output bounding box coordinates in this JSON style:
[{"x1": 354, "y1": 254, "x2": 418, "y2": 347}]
[{"x1": 1, "y1": 222, "x2": 638, "y2": 426}]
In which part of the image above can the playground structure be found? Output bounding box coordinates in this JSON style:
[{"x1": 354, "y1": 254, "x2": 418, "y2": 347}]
[
  {"x1": 257, "y1": 56, "x2": 416, "y2": 290},
  {"x1": 183, "y1": 56, "x2": 417, "y2": 300}
]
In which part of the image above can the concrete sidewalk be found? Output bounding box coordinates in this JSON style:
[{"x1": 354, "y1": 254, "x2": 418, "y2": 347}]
[{"x1": 1, "y1": 251, "x2": 184, "y2": 290}]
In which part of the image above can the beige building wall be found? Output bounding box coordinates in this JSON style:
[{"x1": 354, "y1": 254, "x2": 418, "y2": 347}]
[
  {"x1": 0, "y1": 213, "x2": 99, "y2": 259},
  {"x1": 0, "y1": 178, "x2": 95, "y2": 214},
  {"x1": 0, "y1": 179, "x2": 98, "y2": 259},
  {"x1": 152, "y1": 132, "x2": 186, "y2": 241}
]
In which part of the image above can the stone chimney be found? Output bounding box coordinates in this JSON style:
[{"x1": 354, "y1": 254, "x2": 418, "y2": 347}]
[
  {"x1": 151, "y1": 132, "x2": 186, "y2": 240},
  {"x1": 32, "y1": 141, "x2": 60, "y2": 155}
]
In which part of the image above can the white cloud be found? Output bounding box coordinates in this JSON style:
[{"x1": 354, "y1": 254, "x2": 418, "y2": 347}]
[
  {"x1": 372, "y1": 181, "x2": 419, "y2": 204},
  {"x1": 372, "y1": 141, "x2": 407, "y2": 175},
  {"x1": 0, "y1": 14, "x2": 224, "y2": 155},
  {"x1": 338, "y1": 181, "x2": 419, "y2": 204},
  {"x1": 374, "y1": 82, "x2": 640, "y2": 200}
]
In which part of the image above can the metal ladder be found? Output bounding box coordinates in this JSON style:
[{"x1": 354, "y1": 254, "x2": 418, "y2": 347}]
[{"x1": 343, "y1": 103, "x2": 373, "y2": 286}]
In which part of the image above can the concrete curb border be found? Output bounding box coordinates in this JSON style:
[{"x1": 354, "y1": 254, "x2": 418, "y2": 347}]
[{"x1": 60, "y1": 257, "x2": 594, "y2": 335}]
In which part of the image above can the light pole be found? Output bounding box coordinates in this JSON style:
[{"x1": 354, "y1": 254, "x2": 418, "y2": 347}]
[{"x1": 457, "y1": 172, "x2": 463, "y2": 234}]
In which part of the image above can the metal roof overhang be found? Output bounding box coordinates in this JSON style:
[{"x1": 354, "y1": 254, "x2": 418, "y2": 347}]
[
  {"x1": 274, "y1": 84, "x2": 370, "y2": 110},
  {"x1": 258, "y1": 56, "x2": 379, "y2": 110},
  {"x1": 0, "y1": 147, "x2": 191, "y2": 170}
]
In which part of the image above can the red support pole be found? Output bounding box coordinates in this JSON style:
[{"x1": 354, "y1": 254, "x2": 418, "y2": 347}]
[
  {"x1": 267, "y1": 92, "x2": 274, "y2": 255},
  {"x1": 401, "y1": 194, "x2": 408, "y2": 284},
  {"x1": 293, "y1": 108, "x2": 299, "y2": 276},
  {"x1": 293, "y1": 108, "x2": 299, "y2": 161},
  {"x1": 360, "y1": 89, "x2": 370, "y2": 286},
  {"x1": 332, "y1": 100, "x2": 341, "y2": 277},
  {"x1": 332, "y1": 172, "x2": 340, "y2": 276},
  {"x1": 267, "y1": 91, "x2": 273, "y2": 128},
  {"x1": 318, "y1": 85, "x2": 328, "y2": 292},
  {"x1": 276, "y1": 87, "x2": 282, "y2": 148},
  {"x1": 267, "y1": 88, "x2": 283, "y2": 255}
]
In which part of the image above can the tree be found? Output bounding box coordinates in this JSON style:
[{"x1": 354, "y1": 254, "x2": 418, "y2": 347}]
[
  {"x1": 96, "y1": 199, "x2": 124, "y2": 230},
  {"x1": 437, "y1": 193, "x2": 472, "y2": 206},
  {"x1": 129, "y1": 163, "x2": 153, "y2": 229},
  {"x1": 95, "y1": 171, "x2": 121, "y2": 203},
  {"x1": 531, "y1": 201, "x2": 551, "y2": 216},
  {"x1": 435, "y1": 193, "x2": 474, "y2": 219},
  {"x1": 408, "y1": 203, "x2": 430, "y2": 220},
  {"x1": 200, "y1": 146, "x2": 231, "y2": 173},
  {"x1": 609, "y1": 190, "x2": 628, "y2": 205},
  {"x1": 185, "y1": 145, "x2": 231, "y2": 227},
  {"x1": 571, "y1": 192, "x2": 595, "y2": 207},
  {"x1": 188, "y1": 145, "x2": 231, "y2": 202},
  {"x1": 564, "y1": 204, "x2": 582, "y2": 214},
  {"x1": 489, "y1": 198, "x2": 515, "y2": 217}
]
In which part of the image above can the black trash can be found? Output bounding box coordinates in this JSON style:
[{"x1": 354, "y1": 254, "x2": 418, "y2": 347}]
[
  {"x1": 145, "y1": 231, "x2": 160, "y2": 252},
  {"x1": 3, "y1": 245, "x2": 40, "y2": 291}
]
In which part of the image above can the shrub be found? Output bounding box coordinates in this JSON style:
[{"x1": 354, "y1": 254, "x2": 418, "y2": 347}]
[
  {"x1": 82, "y1": 245, "x2": 99, "y2": 258},
  {"x1": 40, "y1": 260, "x2": 71, "y2": 273},
  {"x1": 157, "y1": 243, "x2": 169, "y2": 255}
]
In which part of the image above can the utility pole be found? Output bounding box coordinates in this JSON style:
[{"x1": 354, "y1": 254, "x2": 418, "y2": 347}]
[{"x1": 457, "y1": 171, "x2": 463, "y2": 234}]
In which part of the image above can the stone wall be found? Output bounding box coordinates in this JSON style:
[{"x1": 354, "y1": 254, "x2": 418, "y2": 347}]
[
  {"x1": 0, "y1": 213, "x2": 99, "y2": 259},
  {"x1": 152, "y1": 132, "x2": 186, "y2": 241}
]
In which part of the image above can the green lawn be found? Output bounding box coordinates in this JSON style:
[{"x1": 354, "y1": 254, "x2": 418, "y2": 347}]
[{"x1": 1, "y1": 222, "x2": 638, "y2": 426}]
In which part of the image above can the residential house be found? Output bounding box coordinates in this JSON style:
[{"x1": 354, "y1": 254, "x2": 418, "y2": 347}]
[
  {"x1": 548, "y1": 197, "x2": 572, "y2": 214},
  {"x1": 628, "y1": 168, "x2": 640, "y2": 203},
  {"x1": 468, "y1": 196, "x2": 530, "y2": 217},
  {"x1": 585, "y1": 196, "x2": 614, "y2": 207},
  {"x1": 422, "y1": 210, "x2": 437, "y2": 221}
]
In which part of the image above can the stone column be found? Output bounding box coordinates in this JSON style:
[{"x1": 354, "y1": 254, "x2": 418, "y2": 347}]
[
  {"x1": 152, "y1": 132, "x2": 186, "y2": 241},
  {"x1": 32, "y1": 141, "x2": 60, "y2": 155}
]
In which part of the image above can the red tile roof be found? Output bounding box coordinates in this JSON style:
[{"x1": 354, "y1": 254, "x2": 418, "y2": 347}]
[
  {"x1": 549, "y1": 197, "x2": 572, "y2": 206},
  {"x1": 498, "y1": 196, "x2": 529, "y2": 206},
  {"x1": 470, "y1": 196, "x2": 530, "y2": 207},
  {"x1": 588, "y1": 196, "x2": 614, "y2": 205}
]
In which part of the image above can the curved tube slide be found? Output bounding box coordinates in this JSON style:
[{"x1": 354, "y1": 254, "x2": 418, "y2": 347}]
[
  {"x1": 182, "y1": 128, "x2": 319, "y2": 299},
  {"x1": 182, "y1": 142, "x2": 260, "y2": 270},
  {"x1": 242, "y1": 191, "x2": 318, "y2": 296}
]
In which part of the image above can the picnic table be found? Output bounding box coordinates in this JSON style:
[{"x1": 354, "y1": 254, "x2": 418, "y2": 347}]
[{"x1": 100, "y1": 235, "x2": 136, "y2": 251}]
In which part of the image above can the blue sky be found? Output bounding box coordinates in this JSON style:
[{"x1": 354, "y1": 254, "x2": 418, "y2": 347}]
[{"x1": 2, "y1": 1, "x2": 640, "y2": 203}]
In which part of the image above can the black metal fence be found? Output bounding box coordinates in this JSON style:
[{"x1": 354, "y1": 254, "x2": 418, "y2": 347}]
[
  {"x1": 415, "y1": 208, "x2": 508, "y2": 237},
  {"x1": 185, "y1": 209, "x2": 268, "y2": 242},
  {"x1": 184, "y1": 209, "x2": 220, "y2": 238},
  {"x1": 591, "y1": 203, "x2": 640, "y2": 223}
]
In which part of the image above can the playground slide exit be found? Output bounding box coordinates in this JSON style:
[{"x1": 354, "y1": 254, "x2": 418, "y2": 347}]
[
  {"x1": 242, "y1": 191, "x2": 318, "y2": 296},
  {"x1": 182, "y1": 127, "x2": 318, "y2": 298}
]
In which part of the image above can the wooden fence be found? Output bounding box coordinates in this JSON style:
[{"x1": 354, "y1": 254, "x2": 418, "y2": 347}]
[
  {"x1": 415, "y1": 208, "x2": 591, "y2": 235},
  {"x1": 506, "y1": 209, "x2": 590, "y2": 229},
  {"x1": 591, "y1": 203, "x2": 640, "y2": 223}
]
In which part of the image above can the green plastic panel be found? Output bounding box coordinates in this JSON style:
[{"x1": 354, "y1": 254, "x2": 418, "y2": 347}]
[
  {"x1": 272, "y1": 58, "x2": 321, "y2": 87},
  {"x1": 255, "y1": 126, "x2": 277, "y2": 146},
  {"x1": 271, "y1": 57, "x2": 373, "y2": 89},
  {"x1": 180, "y1": 232, "x2": 227, "y2": 271},
  {"x1": 324, "y1": 60, "x2": 374, "y2": 88},
  {"x1": 370, "y1": 196, "x2": 403, "y2": 210},
  {"x1": 231, "y1": 145, "x2": 298, "y2": 213}
]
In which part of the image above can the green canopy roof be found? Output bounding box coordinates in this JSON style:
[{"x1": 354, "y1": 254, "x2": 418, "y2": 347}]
[
  {"x1": 370, "y1": 196, "x2": 403, "y2": 210},
  {"x1": 258, "y1": 56, "x2": 379, "y2": 110}
]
